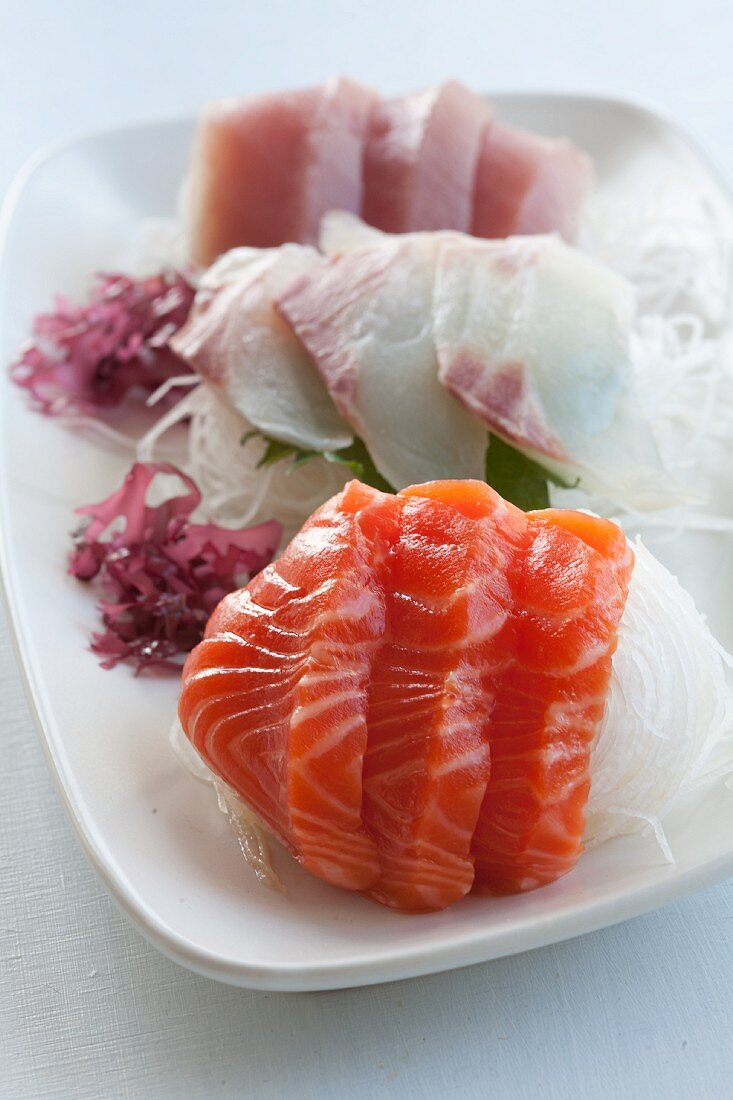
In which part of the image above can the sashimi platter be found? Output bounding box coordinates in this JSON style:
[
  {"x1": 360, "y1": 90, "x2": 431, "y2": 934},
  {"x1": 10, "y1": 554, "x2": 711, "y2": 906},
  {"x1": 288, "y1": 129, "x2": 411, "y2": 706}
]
[{"x1": 3, "y1": 78, "x2": 733, "y2": 987}]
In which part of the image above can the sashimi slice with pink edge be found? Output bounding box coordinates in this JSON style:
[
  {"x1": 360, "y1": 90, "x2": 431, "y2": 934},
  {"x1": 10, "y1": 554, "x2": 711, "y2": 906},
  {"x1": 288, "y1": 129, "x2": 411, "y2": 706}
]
[
  {"x1": 276, "y1": 230, "x2": 487, "y2": 490},
  {"x1": 171, "y1": 244, "x2": 353, "y2": 452},
  {"x1": 362, "y1": 80, "x2": 492, "y2": 234},
  {"x1": 188, "y1": 76, "x2": 378, "y2": 265},
  {"x1": 471, "y1": 123, "x2": 593, "y2": 242}
]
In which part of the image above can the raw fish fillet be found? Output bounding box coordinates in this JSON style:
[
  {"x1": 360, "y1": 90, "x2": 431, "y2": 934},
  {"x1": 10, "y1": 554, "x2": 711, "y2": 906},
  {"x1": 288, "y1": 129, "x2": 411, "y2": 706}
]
[
  {"x1": 188, "y1": 77, "x2": 378, "y2": 265},
  {"x1": 471, "y1": 507, "x2": 633, "y2": 893},
  {"x1": 434, "y1": 233, "x2": 673, "y2": 509},
  {"x1": 361, "y1": 481, "x2": 524, "y2": 911},
  {"x1": 178, "y1": 481, "x2": 399, "y2": 891},
  {"x1": 171, "y1": 245, "x2": 353, "y2": 452},
  {"x1": 362, "y1": 81, "x2": 492, "y2": 234},
  {"x1": 472, "y1": 123, "x2": 593, "y2": 242},
  {"x1": 277, "y1": 233, "x2": 487, "y2": 489},
  {"x1": 178, "y1": 479, "x2": 630, "y2": 911}
]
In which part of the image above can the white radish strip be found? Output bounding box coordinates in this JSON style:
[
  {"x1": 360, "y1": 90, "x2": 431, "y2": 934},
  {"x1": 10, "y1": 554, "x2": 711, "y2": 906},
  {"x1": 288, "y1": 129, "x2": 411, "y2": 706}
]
[
  {"x1": 139, "y1": 380, "x2": 349, "y2": 541},
  {"x1": 145, "y1": 373, "x2": 200, "y2": 408},
  {"x1": 586, "y1": 539, "x2": 733, "y2": 855},
  {"x1": 169, "y1": 719, "x2": 284, "y2": 893}
]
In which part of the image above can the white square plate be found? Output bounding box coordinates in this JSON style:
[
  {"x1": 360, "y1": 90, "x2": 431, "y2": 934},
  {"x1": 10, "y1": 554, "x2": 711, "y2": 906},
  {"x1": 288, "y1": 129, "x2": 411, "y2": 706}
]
[{"x1": 1, "y1": 94, "x2": 732, "y2": 992}]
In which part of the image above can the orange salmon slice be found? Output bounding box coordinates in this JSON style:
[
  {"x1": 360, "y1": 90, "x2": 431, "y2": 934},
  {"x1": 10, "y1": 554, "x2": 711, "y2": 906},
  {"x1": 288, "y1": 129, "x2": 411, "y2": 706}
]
[
  {"x1": 470, "y1": 507, "x2": 633, "y2": 894},
  {"x1": 179, "y1": 481, "x2": 399, "y2": 891},
  {"x1": 361, "y1": 480, "x2": 526, "y2": 911},
  {"x1": 178, "y1": 480, "x2": 632, "y2": 911}
]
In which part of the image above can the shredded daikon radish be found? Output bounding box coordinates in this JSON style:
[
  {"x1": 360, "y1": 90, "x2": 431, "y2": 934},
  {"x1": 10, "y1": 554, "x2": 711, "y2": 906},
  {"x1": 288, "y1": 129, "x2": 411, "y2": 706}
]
[
  {"x1": 169, "y1": 718, "x2": 284, "y2": 893},
  {"x1": 138, "y1": 379, "x2": 350, "y2": 540},
  {"x1": 145, "y1": 372, "x2": 201, "y2": 409},
  {"x1": 580, "y1": 184, "x2": 732, "y2": 323},
  {"x1": 585, "y1": 538, "x2": 733, "y2": 856},
  {"x1": 549, "y1": 184, "x2": 733, "y2": 534}
]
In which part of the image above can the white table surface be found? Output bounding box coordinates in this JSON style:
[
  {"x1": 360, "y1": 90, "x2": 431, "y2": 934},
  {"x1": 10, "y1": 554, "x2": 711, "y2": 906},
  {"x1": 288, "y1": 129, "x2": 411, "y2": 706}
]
[{"x1": 1, "y1": 2, "x2": 732, "y2": 1097}]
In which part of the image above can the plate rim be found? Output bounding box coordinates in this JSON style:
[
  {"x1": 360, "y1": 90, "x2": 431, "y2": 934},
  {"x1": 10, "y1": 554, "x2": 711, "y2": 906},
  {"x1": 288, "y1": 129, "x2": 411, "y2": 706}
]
[{"x1": 1, "y1": 90, "x2": 732, "y2": 992}]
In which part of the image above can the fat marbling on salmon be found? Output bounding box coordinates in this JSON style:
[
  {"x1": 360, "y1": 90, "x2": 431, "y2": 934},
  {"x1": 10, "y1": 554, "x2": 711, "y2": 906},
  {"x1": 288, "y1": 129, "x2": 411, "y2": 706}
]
[
  {"x1": 179, "y1": 481, "x2": 399, "y2": 891},
  {"x1": 361, "y1": 482, "x2": 525, "y2": 911},
  {"x1": 178, "y1": 480, "x2": 631, "y2": 911},
  {"x1": 470, "y1": 505, "x2": 634, "y2": 894}
]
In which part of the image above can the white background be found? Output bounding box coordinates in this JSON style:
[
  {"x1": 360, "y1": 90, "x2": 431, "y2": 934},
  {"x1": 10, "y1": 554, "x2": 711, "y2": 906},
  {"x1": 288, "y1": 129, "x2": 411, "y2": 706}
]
[{"x1": 1, "y1": 2, "x2": 732, "y2": 1097}]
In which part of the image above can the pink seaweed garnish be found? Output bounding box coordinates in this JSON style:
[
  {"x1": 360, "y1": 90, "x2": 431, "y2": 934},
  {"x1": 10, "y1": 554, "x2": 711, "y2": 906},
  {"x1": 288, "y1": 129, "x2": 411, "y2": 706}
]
[
  {"x1": 11, "y1": 271, "x2": 196, "y2": 416},
  {"x1": 69, "y1": 462, "x2": 281, "y2": 672}
]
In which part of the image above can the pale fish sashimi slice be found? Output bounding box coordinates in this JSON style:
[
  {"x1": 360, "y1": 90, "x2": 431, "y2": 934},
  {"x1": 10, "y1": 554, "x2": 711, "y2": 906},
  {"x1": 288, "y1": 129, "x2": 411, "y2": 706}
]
[
  {"x1": 178, "y1": 482, "x2": 401, "y2": 892},
  {"x1": 362, "y1": 481, "x2": 526, "y2": 912},
  {"x1": 471, "y1": 123, "x2": 593, "y2": 242},
  {"x1": 171, "y1": 245, "x2": 353, "y2": 452},
  {"x1": 188, "y1": 77, "x2": 378, "y2": 265},
  {"x1": 434, "y1": 233, "x2": 675, "y2": 509},
  {"x1": 471, "y1": 508, "x2": 633, "y2": 894},
  {"x1": 362, "y1": 80, "x2": 493, "y2": 234},
  {"x1": 277, "y1": 234, "x2": 487, "y2": 489}
]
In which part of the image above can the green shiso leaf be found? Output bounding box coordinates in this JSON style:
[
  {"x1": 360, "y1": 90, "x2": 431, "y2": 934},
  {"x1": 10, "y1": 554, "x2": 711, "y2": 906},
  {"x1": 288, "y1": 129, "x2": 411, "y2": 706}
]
[
  {"x1": 242, "y1": 430, "x2": 572, "y2": 512},
  {"x1": 320, "y1": 438, "x2": 395, "y2": 494},
  {"x1": 484, "y1": 433, "x2": 572, "y2": 511},
  {"x1": 241, "y1": 432, "x2": 395, "y2": 493}
]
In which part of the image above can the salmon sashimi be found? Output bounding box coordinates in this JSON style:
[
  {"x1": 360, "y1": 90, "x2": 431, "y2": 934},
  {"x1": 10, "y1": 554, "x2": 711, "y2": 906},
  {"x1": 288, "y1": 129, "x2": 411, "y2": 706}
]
[
  {"x1": 361, "y1": 481, "x2": 525, "y2": 911},
  {"x1": 471, "y1": 123, "x2": 593, "y2": 243},
  {"x1": 178, "y1": 481, "x2": 400, "y2": 891},
  {"x1": 178, "y1": 479, "x2": 631, "y2": 911},
  {"x1": 188, "y1": 77, "x2": 378, "y2": 265},
  {"x1": 470, "y1": 508, "x2": 633, "y2": 894},
  {"x1": 362, "y1": 80, "x2": 492, "y2": 234}
]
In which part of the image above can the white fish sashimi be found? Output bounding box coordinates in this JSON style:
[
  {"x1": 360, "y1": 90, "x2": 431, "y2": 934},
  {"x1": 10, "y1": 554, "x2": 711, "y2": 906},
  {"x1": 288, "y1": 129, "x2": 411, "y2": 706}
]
[
  {"x1": 171, "y1": 245, "x2": 353, "y2": 452},
  {"x1": 277, "y1": 233, "x2": 487, "y2": 490},
  {"x1": 434, "y1": 233, "x2": 676, "y2": 509},
  {"x1": 587, "y1": 539, "x2": 733, "y2": 852}
]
